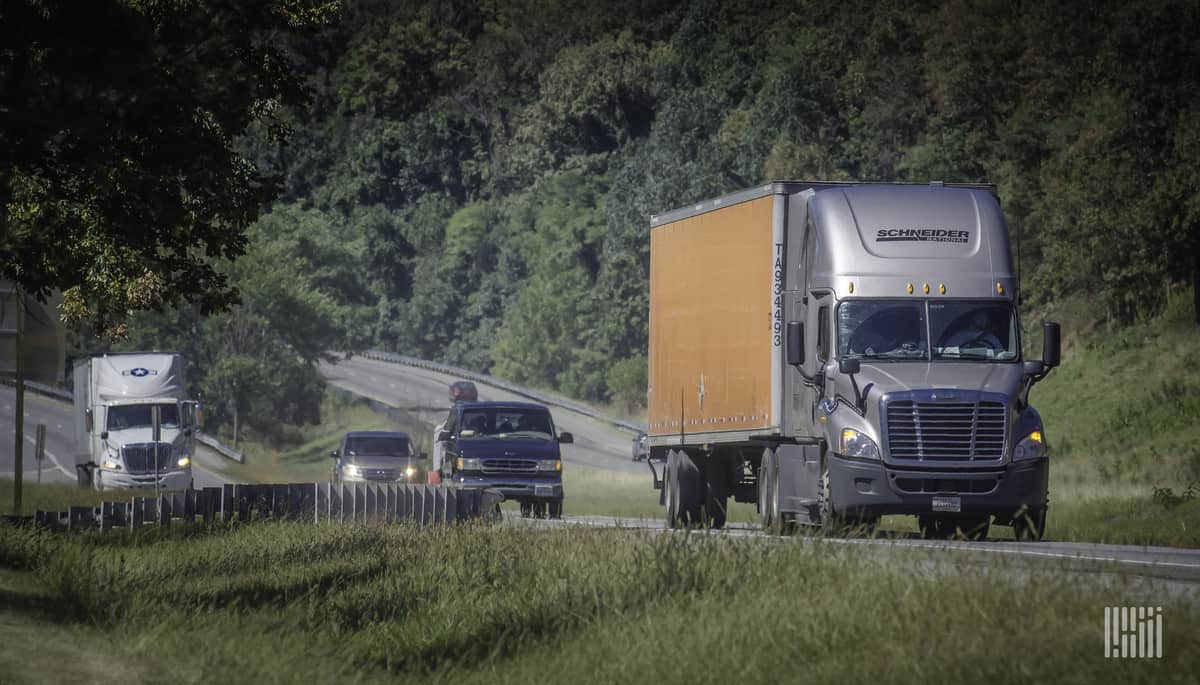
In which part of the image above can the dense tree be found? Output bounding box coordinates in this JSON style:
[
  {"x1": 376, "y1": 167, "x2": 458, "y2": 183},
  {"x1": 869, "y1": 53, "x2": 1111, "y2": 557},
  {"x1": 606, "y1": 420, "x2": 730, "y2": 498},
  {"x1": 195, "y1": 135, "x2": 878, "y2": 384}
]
[{"x1": 0, "y1": 0, "x2": 337, "y2": 338}]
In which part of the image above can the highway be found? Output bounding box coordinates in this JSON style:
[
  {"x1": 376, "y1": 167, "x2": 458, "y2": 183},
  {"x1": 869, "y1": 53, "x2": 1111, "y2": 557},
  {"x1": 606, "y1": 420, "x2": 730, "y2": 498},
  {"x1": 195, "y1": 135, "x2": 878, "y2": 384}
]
[
  {"x1": 318, "y1": 355, "x2": 644, "y2": 474},
  {"x1": 0, "y1": 385, "x2": 229, "y2": 489}
]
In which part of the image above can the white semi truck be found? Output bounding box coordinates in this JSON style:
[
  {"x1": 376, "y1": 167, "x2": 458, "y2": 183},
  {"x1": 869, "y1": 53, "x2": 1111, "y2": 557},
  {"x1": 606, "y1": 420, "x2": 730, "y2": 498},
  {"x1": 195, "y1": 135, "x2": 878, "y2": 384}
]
[{"x1": 73, "y1": 353, "x2": 199, "y2": 491}]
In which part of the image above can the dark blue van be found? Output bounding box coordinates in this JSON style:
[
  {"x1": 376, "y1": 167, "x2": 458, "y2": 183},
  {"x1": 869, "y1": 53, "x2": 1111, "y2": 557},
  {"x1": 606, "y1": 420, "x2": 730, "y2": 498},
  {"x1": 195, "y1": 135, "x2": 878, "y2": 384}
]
[{"x1": 436, "y1": 401, "x2": 572, "y2": 518}]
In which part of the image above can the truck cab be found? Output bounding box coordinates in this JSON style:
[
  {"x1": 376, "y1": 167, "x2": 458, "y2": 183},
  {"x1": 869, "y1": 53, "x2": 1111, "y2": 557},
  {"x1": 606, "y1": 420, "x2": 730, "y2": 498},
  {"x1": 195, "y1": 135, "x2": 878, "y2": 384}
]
[
  {"x1": 75, "y1": 354, "x2": 198, "y2": 491},
  {"x1": 437, "y1": 401, "x2": 572, "y2": 518}
]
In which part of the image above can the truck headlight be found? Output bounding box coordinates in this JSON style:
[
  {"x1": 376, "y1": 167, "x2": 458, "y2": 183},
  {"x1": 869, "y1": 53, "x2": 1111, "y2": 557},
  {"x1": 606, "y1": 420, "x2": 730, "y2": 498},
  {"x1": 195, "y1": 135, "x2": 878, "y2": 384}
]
[
  {"x1": 177, "y1": 456, "x2": 191, "y2": 468},
  {"x1": 103, "y1": 458, "x2": 122, "y2": 470},
  {"x1": 1012, "y1": 430, "x2": 1046, "y2": 461},
  {"x1": 537, "y1": 459, "x2": 562, "y2": 472},
  {"x1": 456, "y1": 457, "x2": 483, "y2": 471},
  {"x1": 840, "y1": 428, "x2": 881, "y2": 460}
]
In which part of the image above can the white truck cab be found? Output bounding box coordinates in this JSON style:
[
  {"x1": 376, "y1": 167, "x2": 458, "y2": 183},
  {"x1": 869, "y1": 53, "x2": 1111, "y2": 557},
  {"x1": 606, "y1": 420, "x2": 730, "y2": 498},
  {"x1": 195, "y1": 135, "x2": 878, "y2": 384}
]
[{"x1": 74, "y1": 353, "x2": 199, "y2": 491}]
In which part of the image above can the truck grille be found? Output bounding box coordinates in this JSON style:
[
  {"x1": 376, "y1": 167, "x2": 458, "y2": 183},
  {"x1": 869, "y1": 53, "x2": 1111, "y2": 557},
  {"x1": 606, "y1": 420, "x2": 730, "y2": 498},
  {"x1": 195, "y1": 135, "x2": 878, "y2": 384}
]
[
  {"x1": 121, "y1": 443, "x2": 174, "y2": 473},
  {"x1": 884, "y1": 398, "x2": 1006, "y2": 462},
  {"x1": 482, "y1": 459, "x2": 536, "y2": 473}
]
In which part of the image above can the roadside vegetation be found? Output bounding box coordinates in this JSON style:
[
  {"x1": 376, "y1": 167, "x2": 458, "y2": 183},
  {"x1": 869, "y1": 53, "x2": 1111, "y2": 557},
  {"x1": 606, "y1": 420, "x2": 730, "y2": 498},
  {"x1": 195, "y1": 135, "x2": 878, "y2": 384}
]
[{"x1": 1, "y1": 521, "x2": 1197, "y2": 684}]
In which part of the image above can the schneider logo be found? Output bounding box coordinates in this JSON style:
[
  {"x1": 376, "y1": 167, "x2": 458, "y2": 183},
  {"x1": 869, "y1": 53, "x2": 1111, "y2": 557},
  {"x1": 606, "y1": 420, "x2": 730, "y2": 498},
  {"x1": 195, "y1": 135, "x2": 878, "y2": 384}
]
[
  {"x1": 876, "y1": 228, "x2": 969, "y2": 244},
  {"x1": 1105, "y1": 606, "x2": 1163, "y2": 658}
]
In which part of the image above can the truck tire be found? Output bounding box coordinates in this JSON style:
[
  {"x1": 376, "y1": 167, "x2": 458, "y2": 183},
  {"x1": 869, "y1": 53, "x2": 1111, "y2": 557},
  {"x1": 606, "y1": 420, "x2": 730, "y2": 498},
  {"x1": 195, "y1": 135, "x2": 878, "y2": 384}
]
[
  {"x1": 704, "y1": 458, "x2": 729, "y2": 529},
  {"x1": 1012, "y1": 508, "x2": 1046, "y2": 541},
  {"x1": 758, "y1": 449, "x2": 776, "y2": 529},
  {"x1": 666, "y1": 450, "x2": 702, "y2": 528},
  {"x1": 549, "y1": 499, "x2": 563, "y2": 519},
  {"x1": 76, "y1": 464, "x2": 93, "y2": 488}
]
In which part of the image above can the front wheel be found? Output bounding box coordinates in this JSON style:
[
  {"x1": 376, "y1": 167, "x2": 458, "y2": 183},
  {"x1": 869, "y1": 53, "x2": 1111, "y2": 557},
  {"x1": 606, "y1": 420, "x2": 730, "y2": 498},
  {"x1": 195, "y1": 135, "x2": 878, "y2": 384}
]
[
  {"x1": 548, "y1": 499, "x2": 563, "y2": 519},
  {"x1": 1013, "y1": 508, "x2": 1046, "y2": 541}
]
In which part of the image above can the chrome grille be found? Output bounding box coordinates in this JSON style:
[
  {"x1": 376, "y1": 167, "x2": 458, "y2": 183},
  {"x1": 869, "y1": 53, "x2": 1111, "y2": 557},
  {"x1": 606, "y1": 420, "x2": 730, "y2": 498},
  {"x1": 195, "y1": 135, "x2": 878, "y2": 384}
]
[
  {"x1": 121, "y1": 443, "x2": 173, "y2": 473},
  {"x1": 482, "y1": 459, "x2": 536, "y2": 473},
  {"x1": 885, "y1": 399, "x2": 1006, "y2": 462}
]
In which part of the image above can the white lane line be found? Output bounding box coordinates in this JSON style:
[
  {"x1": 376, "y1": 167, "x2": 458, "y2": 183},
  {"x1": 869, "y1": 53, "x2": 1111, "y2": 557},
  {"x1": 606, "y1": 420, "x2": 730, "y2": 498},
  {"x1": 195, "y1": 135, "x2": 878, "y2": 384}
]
[{"x1": 21, "y1": 433, "x2": 75, "y2": 478}]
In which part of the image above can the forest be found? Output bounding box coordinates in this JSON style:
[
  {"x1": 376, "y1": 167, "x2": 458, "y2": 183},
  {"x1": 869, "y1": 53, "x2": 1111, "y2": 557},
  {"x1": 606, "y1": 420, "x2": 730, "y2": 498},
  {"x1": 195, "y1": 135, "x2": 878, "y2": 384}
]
[{"x1": 42, "y1": 0, "x2": 1200, "y2": 434}]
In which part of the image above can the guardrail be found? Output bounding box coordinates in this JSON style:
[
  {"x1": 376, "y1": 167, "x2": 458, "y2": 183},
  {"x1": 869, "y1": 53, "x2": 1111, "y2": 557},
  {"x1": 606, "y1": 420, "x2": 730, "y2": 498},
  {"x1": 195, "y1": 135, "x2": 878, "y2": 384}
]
[
  {"x1": 355, "y1": 349, "x2": 647, "y2": 435},
  {"x1": 0, "y1": 376, "x2": 245, "y2": 464},
  {"x1": 3, "y1": 482, "x2": 503, "y2": 532}
]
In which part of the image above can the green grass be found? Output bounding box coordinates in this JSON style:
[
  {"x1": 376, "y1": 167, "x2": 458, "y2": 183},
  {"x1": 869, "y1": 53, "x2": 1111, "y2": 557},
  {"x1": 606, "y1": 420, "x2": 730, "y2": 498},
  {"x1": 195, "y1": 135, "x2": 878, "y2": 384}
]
[{"x1": 0, "y1": 521, "x2": 1196, "y2": 684}]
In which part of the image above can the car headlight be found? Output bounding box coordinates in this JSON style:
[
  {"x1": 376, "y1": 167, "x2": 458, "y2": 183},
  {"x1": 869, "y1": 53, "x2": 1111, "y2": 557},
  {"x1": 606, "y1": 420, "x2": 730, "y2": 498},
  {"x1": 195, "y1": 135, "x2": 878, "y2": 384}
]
[
  {"x1": 537, "y1": 459, "x2": 562, "y2": 472},
  {"x1": 1013, "y1": 430, "x2": 1046, "y2": 461},
  {"x1": 344, "y1": 464, "x2": 362, "y2": 477},
  {"x1": 176, "y1": 456, "x2": 191, "y2": 468},
  {"x1": 103, "y1": 458, "x2": 122, "y2": 470},
  {"x1": 456, "y1": 457, "x2": 483, "y2": 471},
  {"x1": 840, "y1": 428, "x2": 881, "y2": 460}
]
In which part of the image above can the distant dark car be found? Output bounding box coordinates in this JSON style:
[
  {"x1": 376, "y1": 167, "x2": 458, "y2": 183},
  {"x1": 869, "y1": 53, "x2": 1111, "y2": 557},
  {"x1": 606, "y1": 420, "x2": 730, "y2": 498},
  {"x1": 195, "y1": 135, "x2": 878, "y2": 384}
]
[
  {"x1": 331, "y1": 430, "x2": 426, "y2": 483},
  {"x1": 437, "y1": 401, "x2": 571, "y2": 518},
  {"x1": 631, "y1": 431, "x2": 648, "y2": 461},
  {"x1": 449, "y1": 381, "x2": 478, "y2": 404}
]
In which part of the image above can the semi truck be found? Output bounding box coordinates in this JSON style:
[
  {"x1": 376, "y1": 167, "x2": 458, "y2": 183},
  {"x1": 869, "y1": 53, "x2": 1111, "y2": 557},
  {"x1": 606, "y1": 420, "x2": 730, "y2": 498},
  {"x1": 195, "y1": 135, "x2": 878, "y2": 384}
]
[
  {"x1": 646, "y1": 181, "x2": 1060, "y2": 540},
  {"x1": 74, "y1": 353, "x2": 200, "y2": 491}
]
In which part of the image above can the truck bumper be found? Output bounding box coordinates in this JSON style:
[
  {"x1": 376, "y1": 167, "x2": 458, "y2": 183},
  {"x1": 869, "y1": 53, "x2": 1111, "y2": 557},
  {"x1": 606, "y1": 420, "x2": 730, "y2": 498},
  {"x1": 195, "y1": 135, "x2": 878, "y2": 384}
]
[
  {"x1": 96, "y1": 467, "x2": 193, "y2": 491},
  {"x1": 452, "y1": 476, "x2": 563, "y2": 502},
  {"x1": 828, "y1": 456, "x2": 1048, "y2": 521}
]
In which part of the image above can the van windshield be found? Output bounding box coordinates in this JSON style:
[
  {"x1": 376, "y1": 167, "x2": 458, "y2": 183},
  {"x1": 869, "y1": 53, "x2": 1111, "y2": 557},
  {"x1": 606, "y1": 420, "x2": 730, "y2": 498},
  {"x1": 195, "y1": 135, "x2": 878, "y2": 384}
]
[
  {"x1": 107, "y1": 404, "x2": 179, "y2": 430},
  {"x1": 458, "y1": 408, "x2": 554, "y2": 440},
  {"x1": 839, "y1": 300, "x2": 1018, "y2": 362}
]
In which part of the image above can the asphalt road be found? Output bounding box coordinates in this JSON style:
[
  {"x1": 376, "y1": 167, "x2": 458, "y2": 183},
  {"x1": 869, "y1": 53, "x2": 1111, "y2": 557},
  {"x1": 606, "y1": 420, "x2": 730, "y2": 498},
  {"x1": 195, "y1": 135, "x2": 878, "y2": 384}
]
[
  {"x1": 318, "y1": 355, "x2": 645, "y2": 474},
  {"x1": 0, "y1": 385, "x2": 229, "y2": 489}
]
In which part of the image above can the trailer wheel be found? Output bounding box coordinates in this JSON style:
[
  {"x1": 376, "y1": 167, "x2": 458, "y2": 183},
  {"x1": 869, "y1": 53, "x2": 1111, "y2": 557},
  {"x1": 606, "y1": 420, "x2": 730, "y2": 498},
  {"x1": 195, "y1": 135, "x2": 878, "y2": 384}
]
[
  {"x1": 666, "y1": 450, "x2": 702, "y2": 528},
  {"x1": 704, "y1": 458, "x2": 729, "y2": 529},
  {"x1": 758, "y1": 449, "x2": 775, "y2": 529},
  {"x1": 1012, "y1": 508, "x2": 1046, "y2": 541}
]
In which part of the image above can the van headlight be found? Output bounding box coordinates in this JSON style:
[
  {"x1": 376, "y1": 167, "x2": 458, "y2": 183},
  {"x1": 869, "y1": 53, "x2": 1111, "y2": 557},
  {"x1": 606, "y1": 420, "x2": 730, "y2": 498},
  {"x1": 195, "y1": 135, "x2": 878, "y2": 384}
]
[
  {"x1": 840, "y1": 428, "x2": 881, "y2": 460},
  {"x1": 344, "y1": 464, "x2": 362, "y2": 477},
  {"x1": 404, "y1": 466, "x2": 416, "y2": 479},
  {"x1": 456, "y1": 458, "x2": 483, "y2": 471},
  {"x1": 537, "y1": 460, "x2": 562, "y2": 472},
  {"x1": 1013, "y1": 430, "x2": 1046, "y2": 461}
]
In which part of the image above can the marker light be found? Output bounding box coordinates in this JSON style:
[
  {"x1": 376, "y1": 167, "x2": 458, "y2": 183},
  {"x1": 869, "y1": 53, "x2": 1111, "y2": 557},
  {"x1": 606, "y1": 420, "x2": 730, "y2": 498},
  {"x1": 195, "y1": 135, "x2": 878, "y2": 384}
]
[
  {"x1": 848, "y1": 281, "x2": 855, "y2": 294},
  {"x1": 907, "y1": 283, "x2": 914, "y2": 294},
  {"x1": 939, "y1": 283, "x2": 946, "y2": 294},
  {"x1": 997, "y1": 282, "x2": 1005, "y2": 295},
  {"x1": 1029, "y1": 430, "x2": 1043, "y2": 444},
  {"x1": 923, "y1": 283, "x2": 930, "y2": 294}
]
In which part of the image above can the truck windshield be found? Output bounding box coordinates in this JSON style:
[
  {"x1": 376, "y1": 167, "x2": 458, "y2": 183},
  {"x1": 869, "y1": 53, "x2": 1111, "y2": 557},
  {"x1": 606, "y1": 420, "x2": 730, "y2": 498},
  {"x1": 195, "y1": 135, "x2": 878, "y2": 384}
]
[
  {"x1": 106, "y1": 404, "x2": 179, "y2": 430},
  {"x1": 458, "y1": 408, "x2": 554, "y2": 440},
  {"x1": 839, "y1": 300, "x2": 1018, "y2": 362},
  {"x1": 929, "y1": 301, "x2": 1018, "y2": 360},
  {"x1": 839, "y1": 301, "x2": 928, "y2": 359},
  {"x1": 345, "y1": 436, "x2": 411, "y2": 456}
]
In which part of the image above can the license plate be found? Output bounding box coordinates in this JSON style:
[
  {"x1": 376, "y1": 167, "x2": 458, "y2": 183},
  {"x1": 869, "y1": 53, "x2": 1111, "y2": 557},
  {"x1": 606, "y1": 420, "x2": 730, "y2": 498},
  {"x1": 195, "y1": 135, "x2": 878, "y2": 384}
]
[
  {"x1": 931, "y1": 496, "x2": 961, "y2": 513},
  {"x1": 534, "y1": 485, "x2": 554, "y2": 497}
]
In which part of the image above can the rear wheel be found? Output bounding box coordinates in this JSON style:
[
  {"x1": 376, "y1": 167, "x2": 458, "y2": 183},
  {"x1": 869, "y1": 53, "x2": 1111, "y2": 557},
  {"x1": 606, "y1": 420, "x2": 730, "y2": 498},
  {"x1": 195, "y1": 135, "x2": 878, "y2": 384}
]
[
  {"x1": 704, "y1": 458, "x2": 729, "y2": 529},
  {"x1": 666, "y1": 450, "x2": 702, "y2": 528}
]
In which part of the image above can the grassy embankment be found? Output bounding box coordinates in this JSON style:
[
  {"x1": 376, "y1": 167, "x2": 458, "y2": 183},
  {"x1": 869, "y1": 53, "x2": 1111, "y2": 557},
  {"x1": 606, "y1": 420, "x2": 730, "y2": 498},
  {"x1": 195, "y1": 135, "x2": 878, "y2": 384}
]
[{"x1": 1, "y1": 521, "x2": 1197, "y2": 684}]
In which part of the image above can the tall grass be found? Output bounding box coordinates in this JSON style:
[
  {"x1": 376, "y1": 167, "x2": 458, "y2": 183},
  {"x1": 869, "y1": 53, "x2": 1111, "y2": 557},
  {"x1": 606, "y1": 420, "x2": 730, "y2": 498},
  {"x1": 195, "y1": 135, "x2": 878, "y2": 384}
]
[{"x1": 0, "y1": 521, "x2": 1196, "y2": 684}]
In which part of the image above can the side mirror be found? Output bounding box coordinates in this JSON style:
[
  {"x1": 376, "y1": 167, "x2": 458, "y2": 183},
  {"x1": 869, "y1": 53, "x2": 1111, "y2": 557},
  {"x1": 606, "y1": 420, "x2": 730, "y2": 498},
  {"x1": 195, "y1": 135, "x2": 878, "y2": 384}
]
[
  {"x1": 100, "y1": 431, "x2": 109, "y2": 440},
  {"x1": 1042, "y1": 321, "x2": 1061, "y2": 368},
  {"x1": 839, "y1": 358, "x2": 861, "y2": 375},
  {"x1": 786, "y1": 321, "x2": 804, "y2": 366},
  {"x1": 436, "y1": 430, "x2": 451, "y2": 442},
  {"x1": 558, "y1": 432, "x2": 574, "y2": 444},
  {"x1": 330, "y1": 450, "x2": 338, "y2": 459}
]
